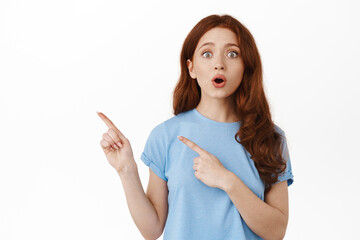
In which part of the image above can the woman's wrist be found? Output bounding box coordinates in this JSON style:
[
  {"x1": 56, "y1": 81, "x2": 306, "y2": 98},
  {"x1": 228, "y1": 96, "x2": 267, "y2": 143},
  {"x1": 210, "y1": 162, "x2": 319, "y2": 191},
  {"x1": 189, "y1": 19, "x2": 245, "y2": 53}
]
[{"x1": 117, "y1": 163, "x2": 138, "y2": 175}]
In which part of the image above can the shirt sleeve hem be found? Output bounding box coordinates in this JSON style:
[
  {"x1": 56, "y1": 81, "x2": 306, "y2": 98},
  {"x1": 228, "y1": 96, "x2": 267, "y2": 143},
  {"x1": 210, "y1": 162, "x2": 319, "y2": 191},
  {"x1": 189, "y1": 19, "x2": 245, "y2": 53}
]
[
  {"x1": 140, "y1": 152, "x2": 168, "y2": 182},
  {"x1": 274, "y1": 171, "x2": 294, "y2": 187}
]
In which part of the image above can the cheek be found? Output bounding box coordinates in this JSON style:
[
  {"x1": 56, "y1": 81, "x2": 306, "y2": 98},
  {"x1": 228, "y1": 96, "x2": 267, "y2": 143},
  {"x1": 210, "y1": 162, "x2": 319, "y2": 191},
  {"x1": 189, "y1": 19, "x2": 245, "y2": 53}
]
[
  {"x1": 196, "y1": 78, "x2": 209, "y2": 90},
  {"x1": 195, "y1": 62, "x2": 209, "y2": 75},
  {"x1": 229, "y1": 68, "x2": 245, "y2": 88},
  {"x1": 194, "y1": 64, "x2": 210, "y2": 84},
  {"x1": 234, "y1": 65, "x2": 245, "y2": 81}
]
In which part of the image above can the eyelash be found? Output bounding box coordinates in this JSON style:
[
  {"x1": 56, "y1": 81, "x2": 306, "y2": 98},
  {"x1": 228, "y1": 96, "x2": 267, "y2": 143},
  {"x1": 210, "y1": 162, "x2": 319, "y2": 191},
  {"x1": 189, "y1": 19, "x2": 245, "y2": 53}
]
[{"x1": 201, "y1": 50, "x2": 239, "y2": 58}]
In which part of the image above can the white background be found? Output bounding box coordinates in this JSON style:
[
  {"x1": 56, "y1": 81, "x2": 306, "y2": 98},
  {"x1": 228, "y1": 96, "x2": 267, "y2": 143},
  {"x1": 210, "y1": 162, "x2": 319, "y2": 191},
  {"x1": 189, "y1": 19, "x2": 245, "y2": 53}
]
[{"x1": 1, "y1": 0, "x2": 359, "y2": 239}]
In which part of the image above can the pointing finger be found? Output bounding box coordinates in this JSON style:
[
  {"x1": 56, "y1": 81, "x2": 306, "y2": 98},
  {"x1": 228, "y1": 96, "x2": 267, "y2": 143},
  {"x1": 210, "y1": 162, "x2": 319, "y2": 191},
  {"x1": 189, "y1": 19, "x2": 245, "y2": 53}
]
[
  {"x1": 97, "y1": 111, "x2": 117, "y2": 129},
  {"x1": 177, "y1": 136, "x2": 207, "y2": 155},
  {"x1": 97, "y1": 111, "x2": 125, "y2": 139}
]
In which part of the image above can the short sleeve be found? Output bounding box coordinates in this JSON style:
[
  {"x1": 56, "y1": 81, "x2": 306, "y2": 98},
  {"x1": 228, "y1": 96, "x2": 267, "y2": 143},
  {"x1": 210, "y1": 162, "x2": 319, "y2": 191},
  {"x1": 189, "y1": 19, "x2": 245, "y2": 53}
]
[
  {"x1": 140, "y1": 123, "x2": 168, "y2": 182},
  {"x1": 273, "y1": 126, "x2": 294, "y2": 187}
]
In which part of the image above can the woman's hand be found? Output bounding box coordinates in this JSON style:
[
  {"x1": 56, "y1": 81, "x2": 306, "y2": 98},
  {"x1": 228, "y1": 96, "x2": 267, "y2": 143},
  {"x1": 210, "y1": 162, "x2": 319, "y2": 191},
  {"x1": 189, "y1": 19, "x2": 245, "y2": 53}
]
[
  {"x1": 177, "y1": 136, "x2": 230, "y2": 190},
  {"x1": 97, "y1": 112, "x2": 137, "y2": 173}
]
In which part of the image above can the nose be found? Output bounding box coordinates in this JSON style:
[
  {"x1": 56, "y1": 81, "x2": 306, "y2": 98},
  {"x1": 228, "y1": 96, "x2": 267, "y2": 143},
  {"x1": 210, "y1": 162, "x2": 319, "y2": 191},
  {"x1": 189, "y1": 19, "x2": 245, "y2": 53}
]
[
  {"x1": 215, "y1": 65, "x2": 224, "y2": 70},
  {"x1": 214, "y1": 56, "x2": 225, "y2": 70}
]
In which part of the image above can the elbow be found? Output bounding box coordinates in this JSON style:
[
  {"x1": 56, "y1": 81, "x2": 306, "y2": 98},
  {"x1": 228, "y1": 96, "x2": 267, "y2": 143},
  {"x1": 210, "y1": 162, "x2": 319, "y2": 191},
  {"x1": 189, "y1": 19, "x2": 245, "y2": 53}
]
[
  {"x1": 143, "y1": 229, "x2": 163, "y2": 240},
  {"x1": 264, "y1": 232, "x2": 285, "y2": 240},
  {"x1": 273, "y1": 231, "x2": 286, "y2": 240},
  {"x1": 274, "y1": 226, "x2": 287, "y2": 240},
  {"x1": 143, "y1": 232, "x2": 160, "y2": 240},
  {"x1": 264, "y1": 220, "x2": 287, "y2": 240},
  {"x1": 273, "y1": 212, "x2": 287, "y2": 240},
  {"x1": 145, "y1": 237, "x2": 158, "y2": 240},
  {"x1": 279, "y1": 229, "x2": 286, "y2": 240},
  {"x1": 271, "y1": 223, "x2": 286, "y2": 240},
  {"x1": 143, "y1": 217, "x2": 165, "y2": 240},
  {"x1": 144, "y1": 234, "x2": 159, "y2": 240}
]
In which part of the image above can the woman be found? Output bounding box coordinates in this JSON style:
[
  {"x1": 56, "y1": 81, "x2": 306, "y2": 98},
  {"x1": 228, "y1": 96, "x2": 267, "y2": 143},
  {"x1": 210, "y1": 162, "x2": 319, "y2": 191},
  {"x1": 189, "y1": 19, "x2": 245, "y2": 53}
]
[{"x1": 97, "y1": 14, "x2": 294, "y2": 240}]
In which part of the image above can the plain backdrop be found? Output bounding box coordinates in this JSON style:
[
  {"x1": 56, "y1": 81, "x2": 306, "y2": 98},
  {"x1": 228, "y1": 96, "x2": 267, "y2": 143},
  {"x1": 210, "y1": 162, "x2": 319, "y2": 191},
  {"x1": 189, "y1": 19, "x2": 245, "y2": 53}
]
[{"x1": 1, "y1": 0, "x2": 359, "y2": 239}]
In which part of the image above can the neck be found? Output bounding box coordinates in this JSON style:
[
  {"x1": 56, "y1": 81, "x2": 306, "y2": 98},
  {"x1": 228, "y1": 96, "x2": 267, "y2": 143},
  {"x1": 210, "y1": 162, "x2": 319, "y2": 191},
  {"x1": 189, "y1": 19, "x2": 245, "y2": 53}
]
[{"x1": 195, "y1": 95, "x2": 239, "y2": 123}]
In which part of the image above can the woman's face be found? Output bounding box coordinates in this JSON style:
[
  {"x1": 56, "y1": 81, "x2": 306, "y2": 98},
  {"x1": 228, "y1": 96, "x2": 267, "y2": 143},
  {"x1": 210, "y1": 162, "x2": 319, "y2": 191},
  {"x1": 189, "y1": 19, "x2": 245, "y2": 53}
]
[{"x1": 187, "y1": 27, "x2": 245, "y2": 100}]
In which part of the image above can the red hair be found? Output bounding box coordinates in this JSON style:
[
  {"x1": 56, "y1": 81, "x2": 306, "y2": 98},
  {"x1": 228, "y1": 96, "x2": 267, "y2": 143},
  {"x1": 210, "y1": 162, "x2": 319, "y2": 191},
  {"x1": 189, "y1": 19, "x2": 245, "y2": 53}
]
[{"x1": 172, "y1": 14, "x2": 287, "y2": 194}]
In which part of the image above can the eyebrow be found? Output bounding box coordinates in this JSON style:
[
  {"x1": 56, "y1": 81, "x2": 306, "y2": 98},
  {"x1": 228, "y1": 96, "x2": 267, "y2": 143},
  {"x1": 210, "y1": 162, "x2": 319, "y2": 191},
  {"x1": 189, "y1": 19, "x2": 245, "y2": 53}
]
[{"x1": 199, "y1": 42, "x2": 240, "y2": 49}]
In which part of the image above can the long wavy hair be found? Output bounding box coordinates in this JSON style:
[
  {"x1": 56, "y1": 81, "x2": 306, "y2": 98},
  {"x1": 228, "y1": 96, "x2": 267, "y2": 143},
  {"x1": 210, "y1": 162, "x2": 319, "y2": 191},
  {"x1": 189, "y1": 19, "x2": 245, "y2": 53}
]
[{"x1": 172, "y1": 14, "x2": 287, "y2": 194}]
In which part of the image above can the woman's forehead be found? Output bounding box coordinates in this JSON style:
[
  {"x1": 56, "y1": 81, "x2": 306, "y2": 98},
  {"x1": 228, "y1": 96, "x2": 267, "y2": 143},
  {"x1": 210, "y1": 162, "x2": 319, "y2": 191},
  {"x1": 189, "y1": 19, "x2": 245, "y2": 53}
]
[{"x1": 196, "y1": 28, "x2": 239, "y2": 49}]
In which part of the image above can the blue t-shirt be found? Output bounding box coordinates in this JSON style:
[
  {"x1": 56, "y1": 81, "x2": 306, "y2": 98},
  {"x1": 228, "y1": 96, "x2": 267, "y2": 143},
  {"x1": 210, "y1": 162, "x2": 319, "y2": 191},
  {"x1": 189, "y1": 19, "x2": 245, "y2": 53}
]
[{"x1": 140, "y1": 108, "x2": 294, "y2": 240}]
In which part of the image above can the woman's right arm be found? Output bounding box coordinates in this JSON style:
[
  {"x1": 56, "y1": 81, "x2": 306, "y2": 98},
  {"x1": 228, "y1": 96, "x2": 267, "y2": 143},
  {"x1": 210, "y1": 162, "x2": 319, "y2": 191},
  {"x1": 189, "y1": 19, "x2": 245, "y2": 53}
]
[
  {"x1": 97, "y1": 112, "x2": 162, "y2": 240},
  {"x1": 118, "y1": 166, "x2": 163, "y2": 240}
]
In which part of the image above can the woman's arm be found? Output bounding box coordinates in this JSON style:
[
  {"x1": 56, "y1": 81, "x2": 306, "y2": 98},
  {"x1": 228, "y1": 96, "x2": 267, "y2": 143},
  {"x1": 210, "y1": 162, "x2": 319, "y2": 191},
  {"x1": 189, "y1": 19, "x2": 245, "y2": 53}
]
[
  {"x1": 222, "y1": 171, "x2": 288, "y2": 240},
  {"x1": 118, "y1": 166, "x2": 163, "y2": 240}
]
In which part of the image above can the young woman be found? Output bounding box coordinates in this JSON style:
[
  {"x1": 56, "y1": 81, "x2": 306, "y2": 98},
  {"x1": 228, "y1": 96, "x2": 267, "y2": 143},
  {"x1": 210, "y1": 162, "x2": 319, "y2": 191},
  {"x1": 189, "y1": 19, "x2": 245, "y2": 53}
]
[{"x1": 97, "y1": 14, "x2": 294, "y2": 240}]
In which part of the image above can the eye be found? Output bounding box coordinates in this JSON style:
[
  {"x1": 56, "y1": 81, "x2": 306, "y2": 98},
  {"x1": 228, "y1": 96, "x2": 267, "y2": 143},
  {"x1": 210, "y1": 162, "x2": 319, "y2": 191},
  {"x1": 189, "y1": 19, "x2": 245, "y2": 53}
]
[
  {"x1": 228, "y1": 51, "x2": 239, "y2": 58},
  {"x1": 202, "y1": 51, "x2": 212, "y2": 58},
  {"x1": 201, "y1": 50, "x2": 239, "y2": 58}
]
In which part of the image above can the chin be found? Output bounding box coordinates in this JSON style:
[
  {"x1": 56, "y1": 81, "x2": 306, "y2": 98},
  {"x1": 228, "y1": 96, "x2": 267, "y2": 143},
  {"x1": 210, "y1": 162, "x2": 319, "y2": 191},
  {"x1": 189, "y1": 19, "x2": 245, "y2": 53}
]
[{"x1": 209, "y1": 91, "x2": 233, "y2": 99}]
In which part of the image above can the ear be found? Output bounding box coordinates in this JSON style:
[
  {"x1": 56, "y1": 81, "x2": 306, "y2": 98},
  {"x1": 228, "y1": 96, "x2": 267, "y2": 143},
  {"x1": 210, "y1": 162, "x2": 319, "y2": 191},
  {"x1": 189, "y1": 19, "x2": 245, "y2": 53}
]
[{"x1": 187, "y1": 59, "x2": 197, "y2": 79}]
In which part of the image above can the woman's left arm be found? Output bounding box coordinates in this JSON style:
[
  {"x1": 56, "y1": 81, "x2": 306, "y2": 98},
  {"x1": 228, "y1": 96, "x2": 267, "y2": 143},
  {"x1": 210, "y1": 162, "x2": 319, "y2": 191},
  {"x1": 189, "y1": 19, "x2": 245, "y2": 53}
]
[
  {"x1": 177, "y1": 136, "x2": 289, "y2": 240},
  {"x1": 221, "y1": 171, "x2": 289, "y2": 240}
]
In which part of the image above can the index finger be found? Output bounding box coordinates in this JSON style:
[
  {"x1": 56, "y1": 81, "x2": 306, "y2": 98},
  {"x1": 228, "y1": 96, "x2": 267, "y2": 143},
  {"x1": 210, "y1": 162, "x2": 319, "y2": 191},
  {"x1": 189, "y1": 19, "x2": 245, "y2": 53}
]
[
  {"x1": 178, "y1": 136, "x2": 207, "y2": 156},
  {"x1": 97, "y1": 111, "x2": 122, "y2": 134}
]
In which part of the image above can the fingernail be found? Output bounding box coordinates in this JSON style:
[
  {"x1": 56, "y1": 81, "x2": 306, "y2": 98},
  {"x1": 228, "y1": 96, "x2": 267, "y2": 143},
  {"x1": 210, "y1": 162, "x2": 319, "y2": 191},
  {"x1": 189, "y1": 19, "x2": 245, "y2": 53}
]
[
  {"x1": 117, "y1": 142, "x2": 122, "y2": 147},
  {"x1": 177, "y1": 136, "x2": 184, "y2": 141}
]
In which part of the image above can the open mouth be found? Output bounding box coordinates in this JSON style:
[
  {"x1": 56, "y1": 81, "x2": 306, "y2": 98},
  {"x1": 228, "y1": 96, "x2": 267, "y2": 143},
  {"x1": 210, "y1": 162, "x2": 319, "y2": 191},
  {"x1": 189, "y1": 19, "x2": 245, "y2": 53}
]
[{"x1": 212, "y1": 75, "x2": 226, "y2": 88}]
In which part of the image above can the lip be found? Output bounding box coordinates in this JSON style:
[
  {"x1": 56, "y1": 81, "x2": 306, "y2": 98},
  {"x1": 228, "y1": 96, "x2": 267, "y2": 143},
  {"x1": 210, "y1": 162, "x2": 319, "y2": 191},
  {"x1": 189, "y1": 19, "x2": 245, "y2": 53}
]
[{"x1": 212, "y1": 74, "x2": 226, "y2": 88}]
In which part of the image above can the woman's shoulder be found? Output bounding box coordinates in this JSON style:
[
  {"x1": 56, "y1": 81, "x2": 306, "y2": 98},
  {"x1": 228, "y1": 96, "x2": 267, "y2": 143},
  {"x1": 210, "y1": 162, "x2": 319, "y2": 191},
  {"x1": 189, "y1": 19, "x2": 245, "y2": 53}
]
[
  {"x1": 163, "y1": 109, "x2": 193, "y2": 126},
  {"x1": 147, "y1": 111, "x2": 190, "y2": 137},
  {"x1": 274, "y1": 123, "x2": 286, "y2": 137}
]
